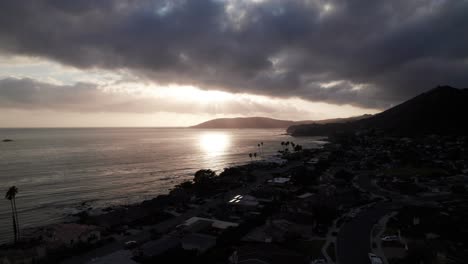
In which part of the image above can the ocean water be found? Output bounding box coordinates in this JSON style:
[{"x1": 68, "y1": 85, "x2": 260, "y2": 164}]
[{"x1": 0, "y1": 128, "x2": 324, "y2": 243}]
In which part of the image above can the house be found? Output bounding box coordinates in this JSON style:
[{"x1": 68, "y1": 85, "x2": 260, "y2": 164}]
[
  {"x1": 232, "y1": 243, "x2": 306, "y2": 264},
  {"x1": 30, "y1": 223, "x2": 101, "y2": 248},
  {"x1": 267, "y1": 177, "x2": 290, "y2": 185},
  {"x1": 228, "y1": 195, "x2": 259, "y2": 207},
  {"x1": 91, "y1": 250, "x2": 139, "y2": 264},
  {"x1": 138, "y1": 236, "x2": 180, "y2": 259},
  {"x1": 179, "y1": 217, "x2": 239, "y2": 235},
  {"x1": 0, "y1": 245, "x2": 46, "y2": 264},
  {"x1": 296, "y1": 192, "x2": 313, "y2": 199},
  {"x1": 243, "y1": 218, "x2": 314, "y2": 243},
  {"x1": 181, "y1": 233, "x2": 216, "y2": 253}
]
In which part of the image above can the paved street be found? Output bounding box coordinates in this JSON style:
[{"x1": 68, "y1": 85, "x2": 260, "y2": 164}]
[
  {"x1": 336, "y1": 173, "x2": 393, "y2": 264},
  {"x1": 336, "y1": 204, "x2": 389, "y2": 264}
]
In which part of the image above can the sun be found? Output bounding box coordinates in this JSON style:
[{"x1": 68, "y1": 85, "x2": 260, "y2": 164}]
[{"x1": 199, "y1": 133, "x2": 231, "y2": 156}]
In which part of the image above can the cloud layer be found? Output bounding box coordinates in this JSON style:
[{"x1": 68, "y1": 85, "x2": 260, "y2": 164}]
[
  {"x1": 0, "y1": 0, "x2": 467, "y2": 109},
  {"x1": 0, "y1": 77, "x2": 377, "y2": 125}
]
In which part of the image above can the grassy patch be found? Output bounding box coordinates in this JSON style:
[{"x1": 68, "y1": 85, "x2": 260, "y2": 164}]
[
  {"x1": 286, "y1": 239, "x2": 325, "y2": 259},
  {"x1": 383, "y1": 167, "x2": 447, "y2": 179},
  {"x1": 326, "y1": 242, "x2": 336, "y2": 262},
  {"x1": 382, "y1": 225, "x2": 400, "y2": 237}
]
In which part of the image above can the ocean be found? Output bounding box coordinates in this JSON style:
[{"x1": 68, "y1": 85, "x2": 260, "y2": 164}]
[{"x1": 0, "y1": 128, "x2": 325, "y2": 243}]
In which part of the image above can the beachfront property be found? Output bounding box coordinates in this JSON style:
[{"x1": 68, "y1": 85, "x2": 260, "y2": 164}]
[
  {"x1": 25, "y1": 223, "x2": 102, "y2": 248},
  {"x1": 228, "y1": 194, "x2": 259, "y2": 208},
  {"x1": 267, "y1": 177, "x2": 290, "y2": 186},
  {"x1": 0, "y1": 223, "x2": 103, "y2": 264},
  {"x1": 181, "y1": 233, "x2": 217, "y2": 253},
  {"x1": 179, "y1": 217, "x2": 239, "y2": 232},
  {"x1": 0, "y1": 245, "x2": 46, "y2": 264},
  {"x1": 137, "y1": 236, "x2": 180, "y2": 259}
]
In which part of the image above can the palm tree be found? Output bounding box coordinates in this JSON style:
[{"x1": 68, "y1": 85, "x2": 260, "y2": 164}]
[
  {"x1": 249, "y1": 153, "x2": 253, "y2": 161},
  {"x1": 5, "y1": 186, "x2": 19, "y2": 243},
  {"x1": 254, "y1": 152, "x2": 257, "y2": 159}
]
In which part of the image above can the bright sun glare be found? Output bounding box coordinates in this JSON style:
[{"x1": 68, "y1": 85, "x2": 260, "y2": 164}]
[
  {"x1": 140, "y1": 84, "x2": 232, "y2": 104},
  {"x1": 199, "y1": 133, "x2": 230, "y2": 156}
]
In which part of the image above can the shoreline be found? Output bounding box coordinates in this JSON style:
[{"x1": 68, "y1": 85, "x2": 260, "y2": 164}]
[
  {"x1": 1, "y1": 140, "x2": 319, "y2": 247},
  {"x1": 3, "y1": 132, "x2": 466, "y2": 264},
  {"x1": 0, "y1": 128, "x2": 324, "y2": 246}
]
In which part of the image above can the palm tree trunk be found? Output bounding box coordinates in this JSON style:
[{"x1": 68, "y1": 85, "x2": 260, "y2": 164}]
[
  {"x1": 13, "y1": 198, "x2": 20, "y2": 240},
  {"x1": 10, "y1": 200, "x2": 17, "y2": 243}
]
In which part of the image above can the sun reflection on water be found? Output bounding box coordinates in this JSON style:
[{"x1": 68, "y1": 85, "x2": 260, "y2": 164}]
[{"x1": 199, "y1": 133, "x2": 230, "y2": 156}]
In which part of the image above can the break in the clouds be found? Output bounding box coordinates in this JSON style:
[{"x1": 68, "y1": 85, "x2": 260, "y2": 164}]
[
  {"x1": 0, "y1": 0, "x2": 467, "y2": 125},
  {"x1": 0, "y1": 77, "x2": 375, "y2": 124}
]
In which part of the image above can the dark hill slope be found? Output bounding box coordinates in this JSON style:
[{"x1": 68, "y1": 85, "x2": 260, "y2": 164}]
[
  {"x1": 192, "y1": 115, "x2": 370, "y2": 129},
  {"x1": 191, "y1": 117, "x2": 298, "y2": 129},
  {"x1": 290, "y1": 86, "x2": 468, "y2": 136}
]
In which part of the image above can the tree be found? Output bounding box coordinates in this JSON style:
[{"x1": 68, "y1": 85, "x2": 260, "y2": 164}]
[
  {"x1": 176, "y1": 181, "x2": 193, "y2": 190},
  {"x1": 249, "y1": 153, "x2": 253, "y2": 161},
  {"x1": 451, "y1": 184, "x2": 466, "y2": 194},
  {"x1": 291, "y1": 166, "x2": 318, "y2": 186},
  {"x1": 5, "y1": 186, "x2": 19, "y2": 243},
  {"x1": 193, "y1": 169, "x2": 216, "y2": 185},
  {"x1": 334, "y1": 169, "x2": 354, "y2": 182},
  {"x1": 219, "y1": 167, "x2": 242, "y2": 178},
  {"x1": 253, "y1": 152, "x2": 257, "y2": 159},
  {"x1": 294, "y1": 144, "x2": 303, "y2": 152}
]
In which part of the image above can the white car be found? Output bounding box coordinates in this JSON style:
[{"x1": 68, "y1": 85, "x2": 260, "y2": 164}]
[
  {"x1": 124, "y1": 240, "x2": 137, "y2": 249},
  {"x1": 368, "y1": 253, "x2": 383, "y2": 264},
  {"x1": 349, "y1": 208, "x2": 360, "y2": 218},
  {"x1": 311, "y1": 259, "x2": 327, "y2": 264},
  {"x1": 381, "y1": 235, "x2": 399, "y2": 242}
]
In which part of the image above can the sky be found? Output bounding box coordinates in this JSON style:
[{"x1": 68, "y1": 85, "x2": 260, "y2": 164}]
[{"x1": 0, "y1": 0, "x2": 467, "y2": 127}]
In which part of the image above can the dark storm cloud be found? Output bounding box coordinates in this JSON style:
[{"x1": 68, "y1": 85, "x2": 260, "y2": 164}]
[{"x1": 0, "y1": 0, "x2": 467, "y2": 108}]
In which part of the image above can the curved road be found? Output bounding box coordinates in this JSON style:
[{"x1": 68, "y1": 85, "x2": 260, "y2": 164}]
[
  {"x1": 337, "y1": 173, "x2": 394, "y2": 264},
  {"x1": 336, "y1": 203, "x2": 389, "y2": 264}
]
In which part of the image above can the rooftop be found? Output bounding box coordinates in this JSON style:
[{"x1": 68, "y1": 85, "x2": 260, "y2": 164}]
[{"x1": 180, "y1": 217, "x2": 239, "y2": 230}]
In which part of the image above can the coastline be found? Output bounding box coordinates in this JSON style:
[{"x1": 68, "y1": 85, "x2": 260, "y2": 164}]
[
  {"x1": 1, "y1": 139, "x2": 322, "y2": 247},
  {"x1": 1, "y1": 141, "x2": 325, "y2": 263},
  {"x1": 1, "y1": 128, "x2": 324, "y2": 245},
  {"x1": 3, "y1": 132, "x2": 467, "y2": 264}
]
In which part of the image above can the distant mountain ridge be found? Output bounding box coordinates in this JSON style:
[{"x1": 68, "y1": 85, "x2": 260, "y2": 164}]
[
  {"x1": 290, "y1": 86, "x2": 468, "y2": 136},
  {"x1": 191, "y1": 117, "x2": 300, "y2": 129},
  {"x1": 191, "y1": 115, "x2": 370, "y2": 129}
]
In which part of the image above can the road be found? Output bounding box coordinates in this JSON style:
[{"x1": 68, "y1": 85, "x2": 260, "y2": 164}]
[
  {"x1": 336, "y1": 170, "x2": 443, "y2": 264},
  {"x1": 337, "y1": 172, "x2": 395, "y2": 264},
  {"x1": 336, "y1": 203, "x2": 389, "y2": 264},
  {"x1": 61, "y1": 162, "x2": 300, "y2": 264}
]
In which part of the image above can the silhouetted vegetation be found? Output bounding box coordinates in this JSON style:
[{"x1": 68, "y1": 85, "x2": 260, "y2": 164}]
[{"x1": 5, "y1": 186, "x2": 20, "y2": 243}]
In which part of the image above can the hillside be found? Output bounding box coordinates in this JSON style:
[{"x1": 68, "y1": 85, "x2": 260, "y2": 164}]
[
  {"x1": 191, "y1": 117, "x2": 304, "y2": 129},
  {"x1": 191, "y1": 115, "x2": 369, "y2": 129},
  {"x1": 290, "y1": 86, "x2": 468, "y2": 136}
]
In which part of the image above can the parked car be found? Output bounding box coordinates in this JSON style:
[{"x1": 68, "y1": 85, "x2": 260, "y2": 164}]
[
  {"x1": 311, "y1": 259, "x2": 327, "y2": 264},
  {"x1": 368, "y1": 253, "x2": 383, "y2": 264},
  {"x1": 381, "y1": 235, "x2": 399, "y2": 242},
  {"x1": 124, "y1": 240, "x2": 138, "y2": 249}
]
